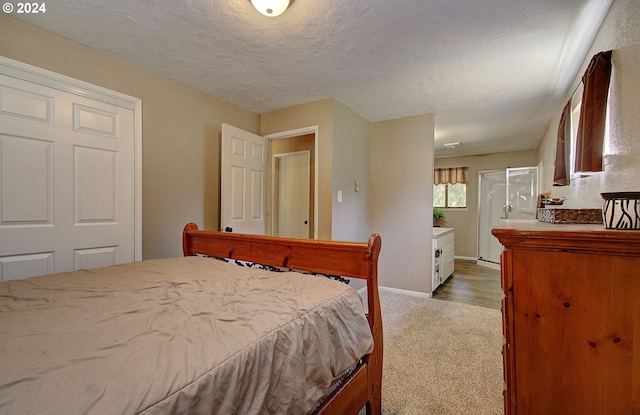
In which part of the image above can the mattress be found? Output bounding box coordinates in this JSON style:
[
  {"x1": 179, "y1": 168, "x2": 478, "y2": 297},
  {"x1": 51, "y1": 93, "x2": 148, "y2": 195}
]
[{"x1": 0, "y1": 256, "x2": 374, "y2": 415}]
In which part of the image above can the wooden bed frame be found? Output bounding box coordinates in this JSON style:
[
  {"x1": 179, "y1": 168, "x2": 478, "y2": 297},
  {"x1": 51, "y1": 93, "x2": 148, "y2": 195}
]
[{"x1": 182, "y1": 223, "x2": 383, "y2": 415}]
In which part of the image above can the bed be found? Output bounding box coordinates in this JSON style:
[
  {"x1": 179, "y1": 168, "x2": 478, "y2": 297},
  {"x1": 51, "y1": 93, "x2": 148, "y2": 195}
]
[{"x1": 0, "y1": 223, "x2": 383, "y2": 415}]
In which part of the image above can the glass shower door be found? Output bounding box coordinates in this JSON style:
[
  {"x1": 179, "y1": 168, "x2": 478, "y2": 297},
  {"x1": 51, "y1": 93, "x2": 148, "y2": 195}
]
[
  {"x1": 478, "y1": 171, "x2": 506, "y2": 264},
  {"x1": 505, "y1": 167, "x2": 538, "y2": 220},
  {"x1": 478, "y1": 167, "x2": 538, "y2": 265}
]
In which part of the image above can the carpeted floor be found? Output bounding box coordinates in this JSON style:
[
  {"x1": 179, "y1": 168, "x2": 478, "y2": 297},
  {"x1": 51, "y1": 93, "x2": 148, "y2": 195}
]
[{"x1": 358, "y1": 289, "x2": 503, "y2": 415}]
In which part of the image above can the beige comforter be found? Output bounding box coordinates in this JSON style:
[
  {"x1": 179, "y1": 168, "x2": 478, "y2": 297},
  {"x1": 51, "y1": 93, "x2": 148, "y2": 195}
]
[{"x1": 0, "y1": 256, "x2": 374, "y2": 415}]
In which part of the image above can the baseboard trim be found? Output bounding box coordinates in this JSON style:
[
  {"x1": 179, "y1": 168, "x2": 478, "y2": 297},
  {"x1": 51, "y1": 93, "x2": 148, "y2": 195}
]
[
  {"x1": 477, "y1": 259, "x2": 500, "y2": 270},
  {"x1": 455, "y1": 255, "x2": 477, "y2": 262},
  {"x1": 358, "y1": 285, "x2": 432, "y2": 298}
]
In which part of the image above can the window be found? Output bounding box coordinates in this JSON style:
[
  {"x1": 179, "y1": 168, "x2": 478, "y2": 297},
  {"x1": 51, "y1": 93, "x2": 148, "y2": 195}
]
[
  {"x1": 569, "y1": 82, "x2": 610, "y2": 177},
  {"x1": 433, "y1": 183, "x2": 467, "y2": 208},
  {"x1": 433, "y1": 166, "x2": 468, "y2": 208},
  {"x1": 553, "y1": 50, "x2": 612, "y2": 186}
]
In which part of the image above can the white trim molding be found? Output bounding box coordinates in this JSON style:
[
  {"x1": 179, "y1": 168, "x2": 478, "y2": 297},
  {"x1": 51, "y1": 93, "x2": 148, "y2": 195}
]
[
  {"x1": 358, "y1": 285, "x2": 432, "y2": 298},
  {"x1": 265, "y1": 126, "x2": 319, "y2": 239}
]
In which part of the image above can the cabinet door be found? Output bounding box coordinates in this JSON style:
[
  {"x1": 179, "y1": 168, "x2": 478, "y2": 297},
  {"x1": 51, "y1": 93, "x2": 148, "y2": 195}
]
[
  {"x1": 441, "y1": 240, "x2": 455, "y2": 280},
  {"x1": 431, "y1": 238, "x2": 438, "y2": 292}
]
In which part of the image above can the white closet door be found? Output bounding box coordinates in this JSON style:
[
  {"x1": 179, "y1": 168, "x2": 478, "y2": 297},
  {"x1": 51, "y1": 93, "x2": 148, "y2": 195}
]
[
  {"x1": 275, "y1": 150, "x2": 310, "y2": 238},
  {"x1": 0, "y1": 73, "x2": 135, "y2": 281}
]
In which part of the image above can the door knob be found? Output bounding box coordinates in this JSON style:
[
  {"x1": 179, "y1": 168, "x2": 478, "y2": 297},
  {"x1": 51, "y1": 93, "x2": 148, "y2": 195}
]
[{"x1": 304, "y1": 220, "x2": 308, "y2": 225}]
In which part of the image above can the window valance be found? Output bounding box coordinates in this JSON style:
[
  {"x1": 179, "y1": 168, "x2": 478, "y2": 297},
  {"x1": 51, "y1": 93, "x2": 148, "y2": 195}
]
[
  {"x1": 434, "y1": 167, "x2": 469, "y2": 185},
  {"x1": 552, "y1": 50, "x2": 612, "y2": 185}
]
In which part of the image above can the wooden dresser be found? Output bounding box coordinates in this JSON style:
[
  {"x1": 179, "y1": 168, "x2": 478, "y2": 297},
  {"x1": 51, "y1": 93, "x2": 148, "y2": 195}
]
[{"x1": 492, "y1": 220, "x2": 640, "y2": 415}]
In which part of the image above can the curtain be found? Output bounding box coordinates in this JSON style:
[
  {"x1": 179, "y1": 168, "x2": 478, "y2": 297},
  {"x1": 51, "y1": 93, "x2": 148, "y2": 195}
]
[
  {"x1": 434, "y1": 167, "x2": 468, "y2": 185},
  {"x1": 574, "y1": 50, "x2": 612, "y2": 173},
  {"x1": 553, "y1": 100, "x2": 572, "y2": 186}
]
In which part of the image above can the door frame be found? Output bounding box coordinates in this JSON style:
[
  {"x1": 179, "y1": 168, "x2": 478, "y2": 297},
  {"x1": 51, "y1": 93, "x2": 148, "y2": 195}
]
[
  {"x1": 0, "y1": 56, "x2": 143, "y2": 261},
  {"x1": 265, "y1": 126, "x2": 319, "y2": 239}
]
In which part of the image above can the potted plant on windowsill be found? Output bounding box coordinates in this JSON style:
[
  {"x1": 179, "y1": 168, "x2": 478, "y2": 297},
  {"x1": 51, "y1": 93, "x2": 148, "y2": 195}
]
[{"x1": 433, "y1": 207, "x2": 446, "y2": 227}]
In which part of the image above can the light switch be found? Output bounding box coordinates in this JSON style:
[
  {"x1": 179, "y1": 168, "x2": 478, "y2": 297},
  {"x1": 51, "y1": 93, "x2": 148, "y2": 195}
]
[
  {"x1": 337, "y1": 190, "x2": 343, "y2": 203},
  {"x1": 354, "y1": 181, "x2": 360, "y2": 192}
]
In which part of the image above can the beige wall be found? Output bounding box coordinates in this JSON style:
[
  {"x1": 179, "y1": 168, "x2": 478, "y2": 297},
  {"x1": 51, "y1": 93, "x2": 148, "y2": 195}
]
[
  {"x1": 537, "y1": 0, "x2": 640, "y2": 207},
  {"x1": 331, "y1": 101, "x2": 372, "y2": 243},
  {"x1": 0, "y1": 15, "x2": 260, "y2": 259},
  {"x1": 372, "y1": 114, "x2": 434, "y2": 294},
  {"x1": 434, "y1": 150, "x2": 537, "y2": 258},
  {"x1": 261, "y1": 98, "x2": 374, "y2": 245},
  {"x1": 1, "y1": 17, "x2": 377, "y2": 261}
]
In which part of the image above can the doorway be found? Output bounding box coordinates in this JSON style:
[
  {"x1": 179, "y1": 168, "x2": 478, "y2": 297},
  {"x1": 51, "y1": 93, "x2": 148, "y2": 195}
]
[
  {"x1": 221, "y1": 124, "x2": 318, "y2": 238},
  {"x1": 270, "y1": 133, "x2": 314, "y2": 238}
]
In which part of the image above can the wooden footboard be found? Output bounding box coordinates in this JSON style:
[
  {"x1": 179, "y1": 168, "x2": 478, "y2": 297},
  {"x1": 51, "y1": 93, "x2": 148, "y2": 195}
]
[{"x1": 182, "y1": 224, "x2": 382, "y2": 415}]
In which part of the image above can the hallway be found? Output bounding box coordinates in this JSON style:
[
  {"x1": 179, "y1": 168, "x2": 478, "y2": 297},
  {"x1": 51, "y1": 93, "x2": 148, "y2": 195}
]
[{"x1": 433, "y1": 260, "x2": 502, "y2": 310}]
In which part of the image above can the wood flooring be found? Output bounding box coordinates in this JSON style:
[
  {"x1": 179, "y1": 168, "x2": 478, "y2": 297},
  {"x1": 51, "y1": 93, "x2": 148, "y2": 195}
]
[{"x1": 432, "y1": 260, "x2": 502, "y2": 310}]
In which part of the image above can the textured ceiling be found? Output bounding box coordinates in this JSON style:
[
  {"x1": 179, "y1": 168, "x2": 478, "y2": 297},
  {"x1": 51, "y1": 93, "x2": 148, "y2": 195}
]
[{"x1": 12, "y1": 0, "x2": 612, "y2": 157}]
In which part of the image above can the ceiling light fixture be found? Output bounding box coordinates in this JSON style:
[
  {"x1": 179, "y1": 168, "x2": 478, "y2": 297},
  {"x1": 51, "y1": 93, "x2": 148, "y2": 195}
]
[
  {"x1": 443, "y1": 142, "x2": 462, "y2": 149},
  {"x1": 250, "y1": 0, "x2": 290, "y2": 17}
]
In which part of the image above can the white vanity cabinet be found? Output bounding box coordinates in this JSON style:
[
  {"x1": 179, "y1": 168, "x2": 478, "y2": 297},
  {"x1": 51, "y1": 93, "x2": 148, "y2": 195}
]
[{"x1": 432, "y1": 228, "x2": 455, "y2": 293}]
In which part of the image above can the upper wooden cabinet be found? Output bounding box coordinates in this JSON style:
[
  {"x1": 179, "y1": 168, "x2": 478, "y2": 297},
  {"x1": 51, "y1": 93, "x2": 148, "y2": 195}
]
[{"x1": 492, "y1": 220, "x2": 640, "y2": 415}]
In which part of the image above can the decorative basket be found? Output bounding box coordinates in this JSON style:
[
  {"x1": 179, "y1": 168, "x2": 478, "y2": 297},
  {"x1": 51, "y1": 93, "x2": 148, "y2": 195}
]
[
  {"x1": 601, "y1": 192, "x2": 640, "y2": 230},
  {"x1": 537, "y1": 208, "x2": 603, "y2": 224}
]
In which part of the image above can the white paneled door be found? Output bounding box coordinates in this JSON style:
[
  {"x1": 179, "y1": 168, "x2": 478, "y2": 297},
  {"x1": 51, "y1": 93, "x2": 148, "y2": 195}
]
[
  {"x1": 221, "y1": 123, "x2": 267, "y2": 235},
  {"x1": 0, "y1": 62, "x2": 139, "y2": 281},
  {"x1": 275, "y1": 151, "x2": 310, "y2": 238}
]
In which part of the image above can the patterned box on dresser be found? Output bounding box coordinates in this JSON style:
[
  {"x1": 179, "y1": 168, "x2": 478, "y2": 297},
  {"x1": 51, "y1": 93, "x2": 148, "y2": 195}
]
[
  {"x1": 536, "y1": 208, "x2": 603, "y2": 224},
  {"x1": 601, "y1": 192, "x2": 640, "y2": 229}
]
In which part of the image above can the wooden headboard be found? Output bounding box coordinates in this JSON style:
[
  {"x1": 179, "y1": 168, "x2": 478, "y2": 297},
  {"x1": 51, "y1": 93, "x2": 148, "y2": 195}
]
[{"x1": 181, "y1": 223, "x2": 383, "y2": 415}]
